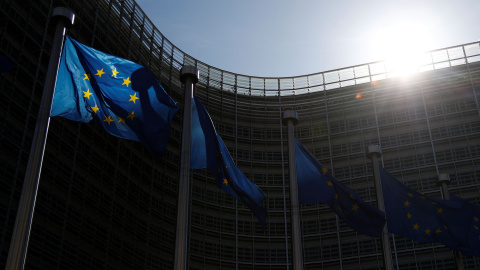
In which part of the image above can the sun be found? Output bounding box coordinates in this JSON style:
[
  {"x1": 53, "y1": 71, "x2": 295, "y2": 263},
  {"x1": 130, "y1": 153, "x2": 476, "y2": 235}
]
[{"x1": 370, "y1": 22, "x2": 431, "y2": 77}]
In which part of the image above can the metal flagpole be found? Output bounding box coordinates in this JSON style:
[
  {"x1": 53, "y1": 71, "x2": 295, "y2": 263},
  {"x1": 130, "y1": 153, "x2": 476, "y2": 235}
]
[
  {"x1": 282, "y1": 110, "x2": 304, "y2": 270},
  {"x1": 437, "y1": 174, "x2": 464, "y2": 270},
  {"x1": 5, "y1": 7, "x2": 74, "y2": 270},
  {"x1": 174, "y1": 65, "x2": 199, "y2": 270},
  {"x1": 366, "y1": 145, "x2": 394, "y2": 270}
]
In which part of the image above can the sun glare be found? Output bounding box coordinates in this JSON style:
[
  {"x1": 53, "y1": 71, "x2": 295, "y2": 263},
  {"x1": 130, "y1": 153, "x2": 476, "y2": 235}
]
[{"x1": 371, "y1": 22, "x2": 431, "y2": 77}]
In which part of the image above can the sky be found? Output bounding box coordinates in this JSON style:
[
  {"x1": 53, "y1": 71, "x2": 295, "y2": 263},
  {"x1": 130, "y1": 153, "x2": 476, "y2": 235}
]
[{"x1": 136, "y1": 0, "x2": 480, "y2": 78}]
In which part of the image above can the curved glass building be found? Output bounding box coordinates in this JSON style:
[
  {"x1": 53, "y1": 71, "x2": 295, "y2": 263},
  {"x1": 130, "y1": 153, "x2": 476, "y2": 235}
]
[{"x1": 1, "y1": 0, "x2": 480, "y2": 269}]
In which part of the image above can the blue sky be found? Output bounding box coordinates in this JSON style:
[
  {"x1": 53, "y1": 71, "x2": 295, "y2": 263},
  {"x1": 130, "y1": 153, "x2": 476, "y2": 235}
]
[{"x1": 136, "y1": 0, "x2": 480, "y2": 77}]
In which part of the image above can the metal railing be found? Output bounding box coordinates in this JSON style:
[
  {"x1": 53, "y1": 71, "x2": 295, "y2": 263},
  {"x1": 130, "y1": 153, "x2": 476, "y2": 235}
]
[{"x1": 110, "y1": 0, "x2": 480, "y2": 97}]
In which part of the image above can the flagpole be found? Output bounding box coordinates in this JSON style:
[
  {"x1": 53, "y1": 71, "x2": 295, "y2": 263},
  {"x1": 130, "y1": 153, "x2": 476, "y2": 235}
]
[
  {"x1": 437, "y1": 174, "x2": 464, "y2": 270},
  {"x1": 366, "y1": 145, "x2": 394, "y2": 270},
  {"x1": 282, "y1": 110, "x2": 304, "y2": 270},
  {"x1": 5, "y1": 7, "x2": 74, "y2": 270},
  {"x1": 174, "y1": 65, "x2": 199, "y2": 270}
]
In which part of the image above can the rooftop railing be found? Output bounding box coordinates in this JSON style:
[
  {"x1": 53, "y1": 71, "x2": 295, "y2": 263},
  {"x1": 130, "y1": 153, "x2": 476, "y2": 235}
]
[{"x1": 114, "y1": 0, "x2": 480, "y2": 96}]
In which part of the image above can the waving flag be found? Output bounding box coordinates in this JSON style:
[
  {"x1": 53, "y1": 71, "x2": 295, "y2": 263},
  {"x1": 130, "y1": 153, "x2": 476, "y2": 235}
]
[
  {"x1": 190, "y1": 96, "x2": 267, "y2": 226},
  {"x1": 0, "y1": 55, "x2": 13, "y2": 73},
  {"x1": 381, "y1": 168, "x2": 480, "y2": 256},
  {"x1": 51, "y1": 36, "x2": 179, "y2": 159},
  {"x1": 295, "y1": 139, "x2": 385, "y2": 237}
]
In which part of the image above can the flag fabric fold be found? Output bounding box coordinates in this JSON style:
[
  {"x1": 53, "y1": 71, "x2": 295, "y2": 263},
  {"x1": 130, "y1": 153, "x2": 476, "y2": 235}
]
[
  {"x1": 51, "y1": 36, "x2": 179, "y2": 159},
  {"x1": 381, "y1": 168, "x2": 480, "y2": 256},
  {"x1": 190, "y1": 96, "x2": 267, "y2": 226},
  {"x1": 0, "y1": 55, "x2": 13, "y2": 73},
  {"x1": 450, "y1": 194, "x2": 480, "y2": 256},
  {"x1": 295, "y1": 139, "x2": 386, "y2": 237},
  {"x1": 294, "y1": 139, "x2": 335, "y2": 204}
]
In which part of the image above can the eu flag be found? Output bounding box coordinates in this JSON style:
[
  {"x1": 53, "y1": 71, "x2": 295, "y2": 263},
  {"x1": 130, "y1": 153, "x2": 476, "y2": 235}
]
[
  {"x1": 450, "y1": 194, "x2": 480, "y2": 256},
  {"x1": 381, "y1": 168, "x2": 480, "y2": 256},
  {"x1": 294, "y1": 139, "x2": 335, "y2": 203},
  {"x1": 295, "y1": 139, "x2": 385, "y2": 237},
  {"x1": 190, "y1": 96, "x2": 267, "y2": 226},
  {"x1": 51, "y1": 36, "x2": 179, "y2": 159},
  {"x1": 0, "y1": 55, "x2": 12, "y2": 73}
]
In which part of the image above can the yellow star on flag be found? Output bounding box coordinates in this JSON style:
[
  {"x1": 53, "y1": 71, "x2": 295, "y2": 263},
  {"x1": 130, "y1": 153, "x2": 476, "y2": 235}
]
[
  {"x1": 435, "y1": 228, "x2": 442, "y2": 234},
  {"x1": 408, "y1": 193, "x2": 413, "y2": 197},
  {"x1": 321, "y1": 167, "x2": 327, "y2": 175},
  {"x1": 437, "y1": 208, "x2": 444, "y2": 214},
  {"x1": 474, "y1": 225, "x2": 479, "y2": 230},
  {"x1": 111, "y1": 67, "x2": 119, "y2": 78},
  {"x1": 406, "y1": 213, "x2": 412, "y2": 219},
  {"x1": 352, "y1": 204, "x2": 359, "y2": 211},
  {"x1": 129, "y1": 93, "x2": 139, "y2": 103},
  {"x1": 413, "y1": 223, "x2": 420, "y2": 230},
  {"x1": 118, "y1": 117, "x2": 125, "y2": 124},
  {"x1": 123, "y1": 77, "x2": 131, "y2": 87},
  {"x1": 83, "y1": 89, "x2": 93, "y2": 99},
  {"x1": 91, "y1": 104, "x2": 99, "y2": 114},
  {"x1": 127, "y1": 111, "x2": 137, "y2": 121},
  {"x1": 223, "y1": 178, "x2": 228, "y2": 185},
  {"x1": 83, "y1": 73, "x2": 91, "y2": 80},
  {"x1": 404, "y1": 200, "x2": 411, "y2": 207},
  {"x1": 475, "y1": 216, "x2": 479, "y2": 222},
  {"x1": 103, "y1": 115, "x2": 113, "y2": 125},
  {"x1": 425, "y1": 228, "x2": 431, "y2": 235},
  {"x1": 95, "y1": 68, "x2": 105, "y2": 77},
  {"x1": 327, "y1": 181, "x2": 333, "y2": 186}
]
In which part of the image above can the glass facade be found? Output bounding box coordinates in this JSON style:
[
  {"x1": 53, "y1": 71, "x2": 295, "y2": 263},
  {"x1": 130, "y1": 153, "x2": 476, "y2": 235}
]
[{"x1": 1, "y1": 0, "x2": 480, "y2": 269}]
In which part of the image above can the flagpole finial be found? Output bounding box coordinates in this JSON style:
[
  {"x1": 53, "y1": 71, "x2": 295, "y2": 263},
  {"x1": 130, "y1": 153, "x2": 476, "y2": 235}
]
[
  {"x1": 437, "y1": 174, "x2": 451, "y2": 186},
  {"x1": 366, "y1": 144, "x2": 382, "y2": 159},
  {"x1": 52, "y1": 7, "x2": 75, "y2": 27},
  {"x1": 180, "y1": 65, "x2": 199, "y2": 84},
  {"x1": 282, "y1": 110, "x2": 299, "y2": 126}
]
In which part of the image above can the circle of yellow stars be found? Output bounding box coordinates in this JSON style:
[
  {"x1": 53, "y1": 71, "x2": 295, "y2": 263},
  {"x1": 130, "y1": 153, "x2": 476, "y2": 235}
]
[
  {"x1": 82, "y1": 66, "x2": 139, "y2": 125},
  {"x1": 325, "y1": 168, "x2": 361, "y2": 216},
  {"x1": 403, "y1": 192, "x2": 448, "y2": 236}
]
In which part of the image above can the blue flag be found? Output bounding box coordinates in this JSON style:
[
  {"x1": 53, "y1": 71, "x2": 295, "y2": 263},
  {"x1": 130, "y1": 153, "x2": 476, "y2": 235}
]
[
  {"x1": 295, "y1": 139, "x2": 386, "y2": 237},
  {"x1": 190, "y1": 96, "x2": 267, "y2": 226},
  {"x1": 381, "y1": 168, "x2": 480, "y2": 256},
  {"x1": 0, "y1": 55, "x2": 13, "y2": 73},
  {"x1": 294, "y1": 139, "x2": 335, "y2": 204},
  {"x1": 450, "y1": 194, "x2": 480, "y2": 256},
  {"x1": 51, "y1": 36, "x2": 179, "y2": 159}
]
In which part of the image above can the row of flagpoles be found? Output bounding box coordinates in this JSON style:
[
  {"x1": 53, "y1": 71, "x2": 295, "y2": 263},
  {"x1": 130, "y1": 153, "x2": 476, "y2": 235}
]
[{"x1": 6, "y1": 6, "x2": 479, "y2": 270}]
